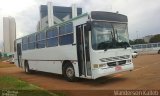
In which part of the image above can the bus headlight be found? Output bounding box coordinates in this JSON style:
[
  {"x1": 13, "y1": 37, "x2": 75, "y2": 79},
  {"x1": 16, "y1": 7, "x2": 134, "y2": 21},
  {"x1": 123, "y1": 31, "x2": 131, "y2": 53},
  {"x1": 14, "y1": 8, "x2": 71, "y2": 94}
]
[
  {"x1": 99, "y1": 64, "x2": 107, "y2": 68},
  {"x1": 93, "y1": 64, "x2": 107, "y2": 68},
  {"x1": 93, "y1": 64, "x2": 99, "y2": 68}
]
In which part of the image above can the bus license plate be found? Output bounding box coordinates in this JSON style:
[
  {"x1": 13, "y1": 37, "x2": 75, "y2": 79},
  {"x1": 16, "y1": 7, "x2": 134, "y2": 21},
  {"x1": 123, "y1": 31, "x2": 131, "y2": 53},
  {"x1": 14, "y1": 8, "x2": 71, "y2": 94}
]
[{"x1": 115, "y1": 66, "x2": 122, "y2": 71}]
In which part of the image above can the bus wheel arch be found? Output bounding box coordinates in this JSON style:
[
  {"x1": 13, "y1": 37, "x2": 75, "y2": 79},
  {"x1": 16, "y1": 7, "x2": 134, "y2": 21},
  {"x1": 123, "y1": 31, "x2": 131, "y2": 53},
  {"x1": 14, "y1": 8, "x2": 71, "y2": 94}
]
[
  {"x1": 158, "y1": 50, "x2": 160, "y2": 54},
  {"x1": 62, "y1": 60, "x2": 76, "y2": 81}
]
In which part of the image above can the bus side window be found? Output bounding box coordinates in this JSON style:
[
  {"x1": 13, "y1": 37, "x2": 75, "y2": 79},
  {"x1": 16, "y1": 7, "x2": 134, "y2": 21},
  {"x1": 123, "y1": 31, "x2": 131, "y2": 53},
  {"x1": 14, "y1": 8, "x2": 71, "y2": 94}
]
[
  {"x1": 59, "y1": 22, "x2": 73, "y2": 45},
  {"x1": 28, "y1": 34, "x2": 36, "y2": 49},
  {"x1": 46, "y1": 28, "x2": 58, "y2": 47},
  {"x1": 36, "y1": 32, "x2": 46, "y2": 48},
  {"x1": 22, "y1": 37, "x2": 28, "y2": 50}
]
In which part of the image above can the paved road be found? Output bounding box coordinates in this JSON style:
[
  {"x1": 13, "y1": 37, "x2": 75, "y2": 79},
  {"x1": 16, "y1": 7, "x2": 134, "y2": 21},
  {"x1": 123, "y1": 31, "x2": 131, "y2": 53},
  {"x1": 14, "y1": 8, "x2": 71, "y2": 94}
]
[{"x1": 0, "y1": 54, "x2": 160, "y2": 95}]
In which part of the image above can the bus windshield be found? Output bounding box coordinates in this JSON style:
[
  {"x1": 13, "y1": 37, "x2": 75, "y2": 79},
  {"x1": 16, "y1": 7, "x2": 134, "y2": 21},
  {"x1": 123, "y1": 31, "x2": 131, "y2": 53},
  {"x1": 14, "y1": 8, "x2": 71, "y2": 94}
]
[{"x1": 91, "y1": 21, "x2": 130, "y2": 50}]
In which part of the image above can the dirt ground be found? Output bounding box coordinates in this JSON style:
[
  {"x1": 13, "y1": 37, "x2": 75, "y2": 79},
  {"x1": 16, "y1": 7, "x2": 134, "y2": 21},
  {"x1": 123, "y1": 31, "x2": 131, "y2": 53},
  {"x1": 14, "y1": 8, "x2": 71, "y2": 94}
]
[{"x1": 0, "y1": 54, "x2": 160, "y2": 96}]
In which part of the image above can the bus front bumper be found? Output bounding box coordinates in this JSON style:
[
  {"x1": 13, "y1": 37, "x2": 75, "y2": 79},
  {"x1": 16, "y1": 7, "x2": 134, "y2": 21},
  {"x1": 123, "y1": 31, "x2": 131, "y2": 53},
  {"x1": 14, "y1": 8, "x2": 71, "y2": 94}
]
[{"x1": 92, "y1": 63, "x2": 134, "y2": 79}]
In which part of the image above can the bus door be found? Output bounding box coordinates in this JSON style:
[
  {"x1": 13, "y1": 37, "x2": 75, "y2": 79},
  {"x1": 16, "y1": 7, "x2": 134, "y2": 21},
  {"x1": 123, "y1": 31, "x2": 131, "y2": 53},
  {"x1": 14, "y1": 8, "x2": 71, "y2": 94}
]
[
  {"x1": 17, "y1": 43, "x2": 22, "y2": 67},
  {"x1": 76, "y1": 24, "x2": 91, "y2": 77}
]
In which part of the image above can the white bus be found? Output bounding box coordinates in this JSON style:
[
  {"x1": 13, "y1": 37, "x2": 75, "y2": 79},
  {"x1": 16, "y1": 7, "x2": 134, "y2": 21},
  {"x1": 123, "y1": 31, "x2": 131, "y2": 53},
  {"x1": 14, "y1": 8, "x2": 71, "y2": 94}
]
[
  {"x1": 14, "y1": 11, "x2": 134, "y2": 81},
  {"x1": 131, "y1": 43, "x2": 160, "y2": 54}
]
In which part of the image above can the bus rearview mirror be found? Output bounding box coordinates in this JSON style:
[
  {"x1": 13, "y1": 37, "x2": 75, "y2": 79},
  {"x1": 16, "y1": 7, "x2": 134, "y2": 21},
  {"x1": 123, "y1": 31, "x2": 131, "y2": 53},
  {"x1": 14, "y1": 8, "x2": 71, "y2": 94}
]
[{"x1": 86, "y1": 21, "x2": 91, "y2": 31}]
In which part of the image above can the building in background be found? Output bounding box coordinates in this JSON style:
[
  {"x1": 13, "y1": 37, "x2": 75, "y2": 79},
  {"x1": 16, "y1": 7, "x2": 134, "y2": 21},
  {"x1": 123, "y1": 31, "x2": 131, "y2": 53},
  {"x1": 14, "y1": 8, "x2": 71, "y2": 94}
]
[
  {"x1": 143, "y1": 35, "x2": 154, "y2": 43},
  {"x1": 3, "y1": 17, "x2": 16, "y2": 53},
  {"x1": 37, "y1": 2, "x2": 82, "y2": 31}
]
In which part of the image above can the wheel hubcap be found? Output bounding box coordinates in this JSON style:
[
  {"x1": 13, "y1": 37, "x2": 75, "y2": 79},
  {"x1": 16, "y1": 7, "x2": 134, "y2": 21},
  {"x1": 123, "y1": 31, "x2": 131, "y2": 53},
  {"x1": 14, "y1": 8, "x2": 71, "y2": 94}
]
[{"x1": 66, "y1": 67, "x2": 74, "y2": 78}]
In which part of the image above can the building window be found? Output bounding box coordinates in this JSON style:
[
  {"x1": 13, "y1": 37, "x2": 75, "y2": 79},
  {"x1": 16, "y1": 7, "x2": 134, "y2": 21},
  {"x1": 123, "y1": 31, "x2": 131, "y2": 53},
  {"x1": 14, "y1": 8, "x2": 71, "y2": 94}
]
[
  {"x1": 22, "y1": 37, "x2": 28, "y2": 50},
  {"x1": 36, "y1": 32, "x2": 46, "y2": 48},
  {"x1": 46, "y1": 28, "x2": 58, "y2": 47},
  {"x1": 59, "y1": 22, "x2": 73, "y2": 45}
]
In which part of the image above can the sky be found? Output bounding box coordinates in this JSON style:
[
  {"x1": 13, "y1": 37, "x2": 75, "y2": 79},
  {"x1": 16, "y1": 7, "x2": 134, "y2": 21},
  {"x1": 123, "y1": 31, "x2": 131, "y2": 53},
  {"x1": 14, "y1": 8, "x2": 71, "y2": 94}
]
[{"x1": 0, "y1": 0, "x2": 160, "y2": 48}]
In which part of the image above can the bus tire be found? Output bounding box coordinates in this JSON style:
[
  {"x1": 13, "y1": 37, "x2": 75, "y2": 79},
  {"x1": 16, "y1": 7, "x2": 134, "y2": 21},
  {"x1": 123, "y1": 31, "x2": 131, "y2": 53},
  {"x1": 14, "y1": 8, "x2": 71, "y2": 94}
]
[
  {"x1": 158, "y1": 50, "x2": 160, "y2": 54},
  {"x1": 63, "y1": 64, "x2": 76, "y2": 82},
  {"x1": 24, "y1": 61, "x2": 32, "y2": 74}
]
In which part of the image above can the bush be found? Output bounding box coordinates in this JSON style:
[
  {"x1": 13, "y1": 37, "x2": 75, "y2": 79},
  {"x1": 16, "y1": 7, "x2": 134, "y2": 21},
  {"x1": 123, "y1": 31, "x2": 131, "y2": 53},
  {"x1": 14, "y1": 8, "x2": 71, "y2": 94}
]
[{"x1": 149, "y1": 34, "x2": 160, "y2": 43}]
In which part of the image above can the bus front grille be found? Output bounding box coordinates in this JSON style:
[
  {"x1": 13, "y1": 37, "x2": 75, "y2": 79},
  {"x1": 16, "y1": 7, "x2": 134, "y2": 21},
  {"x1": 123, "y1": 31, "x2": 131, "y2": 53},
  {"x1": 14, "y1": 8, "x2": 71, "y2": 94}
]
[
  {"x1": 107, "y1": 62, "x2": 116, "y2": 67},
  {"x1": 118, "y1": 60, "x2": 126, "y2": 65},
  {"x1": 100, "y1": 55, "x2": 130, "y2": 62},
  {"x1": 107, "y1": 60, "x2": 127, "y2": 67}
]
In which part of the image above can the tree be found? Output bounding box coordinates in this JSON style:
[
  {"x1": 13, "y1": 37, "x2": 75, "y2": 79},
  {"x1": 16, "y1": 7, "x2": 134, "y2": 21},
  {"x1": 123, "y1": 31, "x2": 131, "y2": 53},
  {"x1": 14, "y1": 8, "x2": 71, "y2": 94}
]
[
  {"x1": 129, "y1": 39, "x2": 146, "y2": 45},
  {"x1": 129, "y1": 40, "x2": 135, "y2": 45},
  {"x1": 134, "y1": 39, "x2": 146, "y2": 44},
  {"x1": 149, "y1": 34, "x2": 160, "y2": 43}
]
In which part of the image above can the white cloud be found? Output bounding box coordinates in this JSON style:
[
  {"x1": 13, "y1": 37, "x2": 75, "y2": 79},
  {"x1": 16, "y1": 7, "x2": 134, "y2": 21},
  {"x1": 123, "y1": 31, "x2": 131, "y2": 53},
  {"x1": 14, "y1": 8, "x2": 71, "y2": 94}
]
[
  {"x1": 0, "y1": 0, "x2": 37, "y2": 45},
  {"x1": 15, "y1": 5, "x2": 40, "y2": 38},
  {"x1": 78, "y1": 0, "x2": 160, "y2": 39},
  {"x1": 0, "y1": 0, "x2": 36, "y2": 16},
  {"x1": 0, "y1": 0, "x2": 160, "y2": 45}
]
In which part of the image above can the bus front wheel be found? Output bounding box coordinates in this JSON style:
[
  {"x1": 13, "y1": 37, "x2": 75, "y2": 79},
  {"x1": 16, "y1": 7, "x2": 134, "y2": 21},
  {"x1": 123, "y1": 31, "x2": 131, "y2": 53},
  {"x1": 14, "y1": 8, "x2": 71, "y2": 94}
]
[{"x1": 63, "y1": 64, "x2": 76, "y2": 82}]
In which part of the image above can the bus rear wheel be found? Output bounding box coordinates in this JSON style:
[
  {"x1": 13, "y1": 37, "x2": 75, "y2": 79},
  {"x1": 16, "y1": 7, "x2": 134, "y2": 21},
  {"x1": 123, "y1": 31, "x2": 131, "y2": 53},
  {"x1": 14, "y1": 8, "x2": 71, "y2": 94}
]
[
  {"x1": 63, "y1": 64, "x2": 76, "y2": 82},
  {"x1": 24, "y1": 61, "x2": 32, "y2": 74}
]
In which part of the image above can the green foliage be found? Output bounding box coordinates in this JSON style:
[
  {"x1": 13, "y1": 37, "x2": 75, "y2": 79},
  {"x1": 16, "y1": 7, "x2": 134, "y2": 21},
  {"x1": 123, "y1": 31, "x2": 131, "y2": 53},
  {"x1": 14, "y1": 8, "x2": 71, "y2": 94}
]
[
  {"x1": 0, "y1": 76, "x2": 62, "y2": 96},
  {"x1": 149, "y1": 34, "x2": 160, "y2": 43},
  {"x1": 129, "y1": 39, "x2": 146, "y2": 45},
  {"x1": 134, "y1": 39, "x2": 146, "y2": 44},
  {"x1": 129, "y1": 40, "x2": 135, "y2": 45},
  {"x1": 0, "y1": 76, "x2": 37, "y2": 90}
]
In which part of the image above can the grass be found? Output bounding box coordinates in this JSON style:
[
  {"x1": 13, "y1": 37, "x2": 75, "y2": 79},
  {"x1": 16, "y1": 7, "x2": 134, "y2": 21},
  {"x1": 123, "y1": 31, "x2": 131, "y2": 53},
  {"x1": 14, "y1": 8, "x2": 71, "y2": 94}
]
[
  {"x1": 0, "y1": 76, "x2": 38, "y2": 90},
  {"x1": 0, "y1": 75, "x2": 65, "y2": 96},
  {"x1": 0, "y1": 61, "x2": 65, "y2": 96}
]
